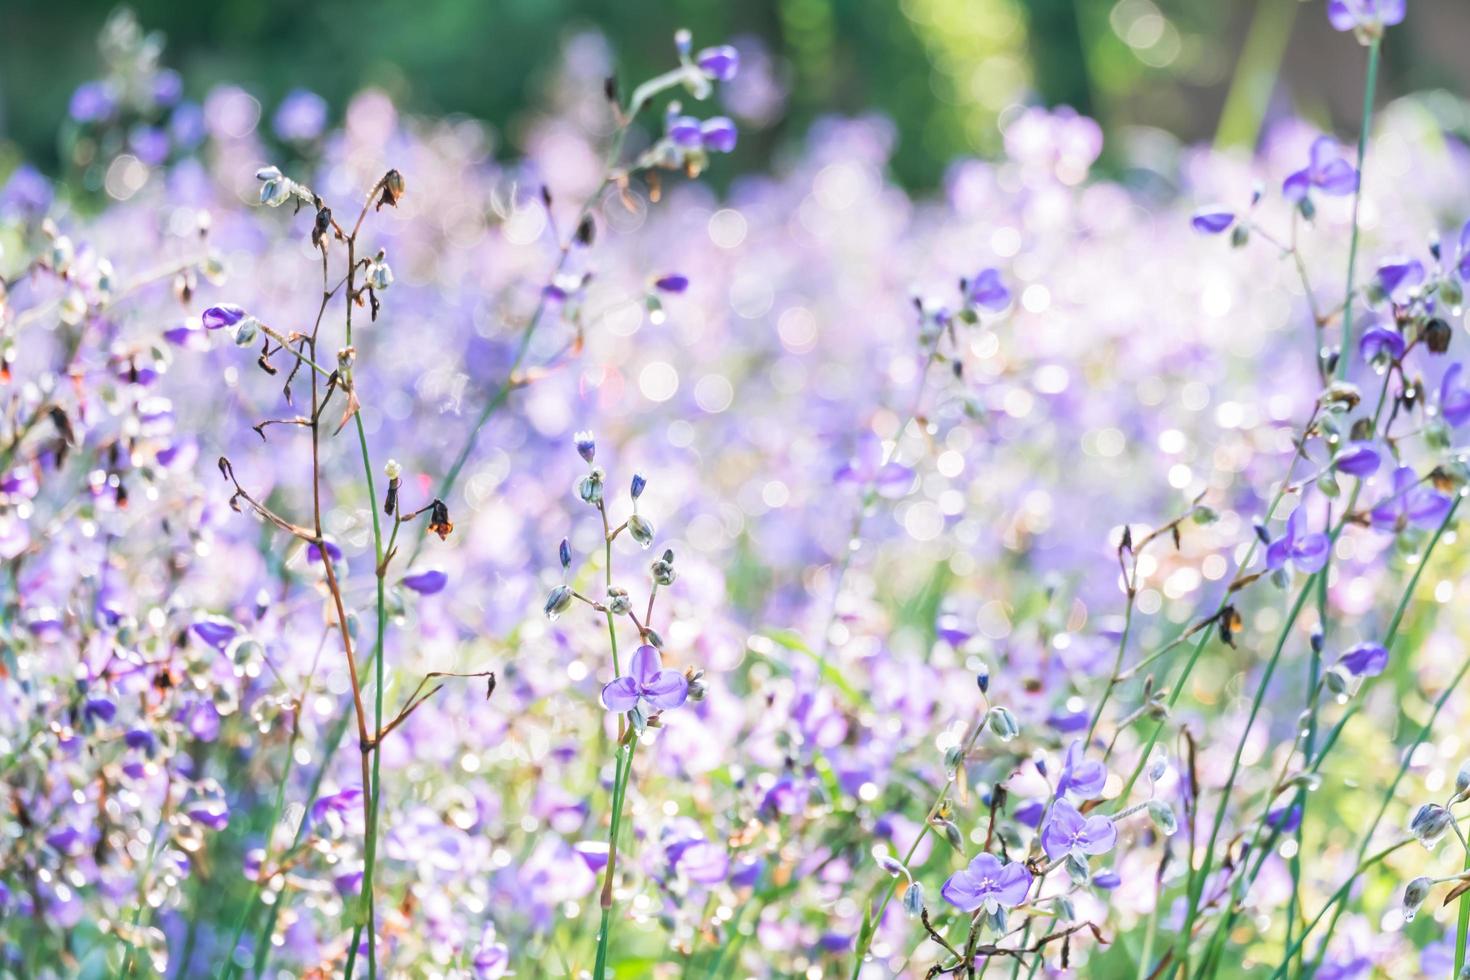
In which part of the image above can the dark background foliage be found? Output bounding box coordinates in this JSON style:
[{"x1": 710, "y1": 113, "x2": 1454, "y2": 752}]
[{"x1": 2, "y1": 0, "x2": 1469, "y2": 189}]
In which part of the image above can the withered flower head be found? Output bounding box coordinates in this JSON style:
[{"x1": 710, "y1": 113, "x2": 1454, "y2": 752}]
[
  {"x1": 377, "y1": 169, "x2": 406, "y2": 211},
  {"x1": 427, "y1": 498, "x2": 453, "y2": 540}
]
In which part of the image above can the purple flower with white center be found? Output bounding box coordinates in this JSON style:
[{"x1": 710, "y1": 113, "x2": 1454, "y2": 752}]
[
  {"x1": 668, "y1": 115, "x2": 703, "y2": 147},
  {"x1": 1337, "y1": 642, "x2": 1389, "y2": 677},
  {"x1": 202, "y1": 304, "x2": 246, "y2": 330},
  {"x1": 1283, "y1": 137, "x2": 1358, "y2": 202},
  {"x1": 654, "y1": 273, "x2": 689, "y2": 294},
  {"x1": 273, "y1": 89, "x2": 328, "y2": 142},
  {"x1": 1056, "y1": 739, "x2": 1107, "y2": 799},
  {"x1": 1333, "y1": 441, "x2": 1381, "y2": 477},
  {"x1": 601, "y1": 645, "x2": 689, "y2": 714},
  {"x1": 940, "y1": 852, "x2": 1032, "y2": 912},
  {"x1": 1375, "y1": 256, "x2": 1425, "y2": 299},
  {"x1": 1369, "y1": 466, "x2": 1452, "y2": 533},
  {"x1": 970, "y1": 267, "x2": 1011, "y2": 311},
  {"x1": 400, "y1": 568, "x2": 448, "y2": 595},
  {"x1": 1265, "y1": 507, "x2": 1330, "y2": 574},
  {"x1": 936, "y1": 611, "x2": 971, "y2": 647},
  {"x1": 696, "y1": 45, "x2": 740, "y2": 82},
  {"x1": 187, "y1": 800, "x2": 230, "y2": 831},
  {"x1": 1191, "y1": 207, "x2": 1235, "y2": 235},
  {"x1": 1358, "y1": 322, "x2": 1404, "y2": 365},
  {"x1": 1441, "y1": 363, "x2": 1470, "y2": 426},
  {"x1": 1327, "y1": 0, "x2": 1406, "y2": 32},
  {"x1": 835, "y1": 434, "x2": 913, "y2": 497},
  {"x1": 700, "y1": 117, "x2": 738, "y2": 154},
  {"x1": 1041, "y1": 798, "x2": 1118, "y2": 860}
]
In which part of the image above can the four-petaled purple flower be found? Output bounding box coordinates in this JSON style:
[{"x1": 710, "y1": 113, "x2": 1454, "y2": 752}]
[
  {"x1": 1283, "y1": 137, "x2": 1358, "y2": 202},
  {"x1": 1337, "y1": 642, "x2": 1389, "y2": 677},
  {"x1": 1056, "y1": 739, "x2": 1107, "y2": 800},
  {"x1": 1191, "y1": 208, "x2": 1235, "y2": 235},
  {"x1": 1369, "y1": 466, "x2": 1452, "y2": 533},
  {"x1": 601, "y1": 645, "x2": 689, "y2": 714},
  {"x1": 1327, "y1": 0, "x2": 1406, "y2": 32},
  {"x1": 1265, "y1": 507, "x2": 1329, "y2": 574},
  {"x1": 940, "y1": 852, "x2": 1032, "y2": 912},
  {"x1": 1041, "y1": 798, "x2": 1117, "y2": 860}
]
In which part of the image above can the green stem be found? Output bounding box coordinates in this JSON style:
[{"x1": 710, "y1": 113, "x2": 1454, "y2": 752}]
[{"x1": 1335, "y1": 38, "x2": 1381, "y2": 381}]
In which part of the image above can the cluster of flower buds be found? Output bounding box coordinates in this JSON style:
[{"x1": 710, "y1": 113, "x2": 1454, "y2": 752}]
[
  {"x1": 254, "y1": 165, "x2": 314, "y2": 209},
  {"x1": 627, "y1": 30, "x2": 741, "y2": 177}
]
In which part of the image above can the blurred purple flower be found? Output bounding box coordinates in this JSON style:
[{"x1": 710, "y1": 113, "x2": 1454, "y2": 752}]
[
  {"x1": 1056, "y1": 739, "x2": 1107, "y2": 799},
  {"x1": 273, "y1": 89, "x2": 329, "y2": 141},
  {"x1": 835, "y1": 435, "x2": 913, "y2": 497},
  {"x1": 696, "y1": 45, "x2": 740, "y2": 82},
  {"x1": 401, "y1": 568, "x2": 448, "y2": 595},
  {"x1": 970, "y1": 268, "x2": 1011, "y2": 311},
  {"x1": 1337, "y1": 642, "x2": 1388, "y2": 677},
  {"x1": 1357, "y1": 322, "x2": 1404, "y2": 364},
  {"x1": 1265, "y1": 508, "x2": 1329, "y2": 574},
  {"x1": 202, "y1": 305, "x2": 246, "y2": 330},
  {"x1": 1191, "y1": 208, "x2": 1235, "y2": 235},
  {"x1": 1333, "y1": 442, "x2": 1381, "y2": 477},
  {"x1": 653, "y1": 273, "x2": 690, "y2": 294},
  {"x1": 700, "y1": 117, "x2": 738, "y2": 153},
  {"x1": 1283, "y1": 137, "x2": 1357, "y2": 201},
  {"x1": 668, "y1": 115, "x2": 703, "y2": 147},
  {"x1": 69, "y1": 81, "x2": 117, "y2": 123},
  {"x1": 1369, "y1": 466, "x2": 1452, "y2": 533},
  {"x1": 1327, "y1": 0, "x2": 1406, "y2": 31},
  {"x1": 1375, "y1": 256, "x2": 1425, "y2": 298},
  {"x1": 1441, "y1": 363, "x2": 1470, "y2": 426}
]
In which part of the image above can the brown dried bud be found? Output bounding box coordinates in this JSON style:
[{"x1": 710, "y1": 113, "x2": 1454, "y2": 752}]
[
  {"x1": 376, "y1": 170, "x2": 406, "y2": 211},
  {"x1": 427, "y1": 498, "x2": 453, "y2": 540}
]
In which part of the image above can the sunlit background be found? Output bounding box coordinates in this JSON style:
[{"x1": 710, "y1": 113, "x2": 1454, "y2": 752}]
[{"x1": 5, "y1": 0, "x2": 1470, "y2": 191}]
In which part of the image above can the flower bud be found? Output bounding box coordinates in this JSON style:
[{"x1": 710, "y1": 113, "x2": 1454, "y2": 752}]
[
  {"x1": 1147, "y1": 800, "x2": 1178, "y2": 836},
  {"x1": 543, "y1": 585, "x2": 574, "y2": 621},
  {"x1": 559, "y1": 538, "x2": 572, "y2": 570},
  {"x1": 630, "y1": 472, "x2": 647, "y2": 500},
  {"x1": 877, "y1": 854, "x2": 906, "y2": 877},
  {"x1": 1065, "y1": 853, "x2": 1090, "y2": 884},
  {"x1": 574, "y1": 430, "x2": 596, "y2": 463},
  {"x1": 1425, "y1": 317, "x2": 1453, "y2": 354},
  {"x1": 578, "y1": 468, "x2": 605, "y2": 506},
  {"x1": 1410, "y1": 802, "x2": 1451, "y2": 849},
  {"x1": 902, "y1": 881, "x2": 924, "y2": 918},
  {"x1": 975, "y1": 663, "x2": 990, "y2": 694},
  {"x1": 1402, "y1": 876, "x2": 1432, "y2": 921},
  {"x1": 1456, "y1": 760, "x2": 1470, "y2": 801},
  {"x1": 384, "y1": 459, "x2": 402, "y2": 481},
  {"x1": 651, "y1": 548, "x2": 677, "y2": 586},
  {"x1": 987, "y1": 706, "x2": 1019, "y2": 741},
  {"x1": 232, "y1": 316, "x2": 260, "y2": 347},
  {"x1": 627, "y1": 513, "x2": 655, "y2": 549},
  {"x1": 607, "y1": 586, "x2": 632, "y2": 616},
  {"x1": 939, "y1": 819, "x2": 964, "y2": 851}
]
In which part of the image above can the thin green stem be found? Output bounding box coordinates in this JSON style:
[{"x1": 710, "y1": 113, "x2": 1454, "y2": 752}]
[{"x1": 1334, "y1": 38, "x2": 1381, "y2": 380}]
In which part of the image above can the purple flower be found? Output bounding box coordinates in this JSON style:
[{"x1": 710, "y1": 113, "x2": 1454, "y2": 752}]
[
  {"x1": 1376, "y1": 256, "x2": 1425, "y2": 299},
  {"x1": 654, "y1": 274, "x2": 690, "y2": 294},
  {"x1": 1056, "y1": 739, "x2": 1107, "y2": 799},
  {"x1": 401, "y1": 568, "x2": 448, "y2": 595},
  {"x1": 1456, "y1": 220, "x2": 1470, "y2": 281},
  {"x1": 1041, "y1": 799, "x2": 1117, "y2": 860},
  {"x1": 1369, "y1": 466, "x2": 1452, "y2": 533},
  {"x1": 1337, "y1": 642, "x2": 1389, "y2": 677},
  {"x1": 273, "y1": 89, "x2": 328, "y2": 142},
  {"x1": 1265, "y1": 507, "x2": 1330, "y2": 574},
  {"x1": 1327, "y1": 0, "x2": 1406, "y2": 32},
  {"x1": 1191, "y1": 208, "x2": 1235, "y2": 235},
  {"x1": 310, "y1": 785, "x2": 363, "y2": 826},
  {"x1": 1092, "y1": 869, "x2": 1122, "y2": 890},
  {"x1": 696, "y1": 45, "x2": 740, "y2": 82},
  {"x1": 940, "y1": 852, "x2": 1032, "y2": 912},
  {"x1": 308, "y1": 539, "x2": 344, "y2": 564},
  {"x1": 700, "y1": 117, "x2": 738, "y2": 154},
  {"x1": 601, "y1": 645, "x2": 689, "y2": 714},
  {"x1": 1358, "y1": 322, "x2": 1404, "y2": 364},
  {"x1": 668, "y1": 115, "x2": 703, "y2": 147},
  {"x1": 970, "y1": 267, "x2": 1011, "y2": 311},
  {"x1": 187, "y1": 801, "x2": 230, "y2": 831},
  {"x1": 0, "y1": 165, "x2": 53, "y2": 217},
  {"x1": 1333, "y1": 441, "x2": 1381, "y2": 477},
  {"x1": 68, "y1": 81, "x2": 117, "y2": 123},
  {"x1": 84, "y1": 697, "x2": 117, "y2": 724},
  {"x1": 202, "y1": 305, "x2": 247, "y2": 330},
  {"x1": 191, "y1": 617, "x2": 238, "y2": 650},
  {"x1": 835, "y1": 435, "x2": 913, "y2": 497},
  {"x1": 1283, "y1": 137, "x2": 1358, "y2": 202},
  {"x1": 1442, "y1": 363, "x2": 1470, "y2": 426},
  {"x1": 472, "y1": 924, "x2": 510, "y2": 979},
  {"x1": 1267, "y1": 803, "x2": 1303, "y2": 833}
]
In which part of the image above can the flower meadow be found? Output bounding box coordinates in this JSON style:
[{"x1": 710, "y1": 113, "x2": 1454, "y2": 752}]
[{"x1": 8, "y1": 4, "x2": 1470, "y2": 978}]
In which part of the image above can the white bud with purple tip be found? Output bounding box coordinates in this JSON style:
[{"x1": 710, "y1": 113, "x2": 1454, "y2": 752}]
[
  {"x1": 987, "y1": 706, "x2": 1019, "y2": 741},
  {"x1": 902, "y1": 881, "x2": 924, "y2": 918},
  {"x1": 627, "y1": 514, "x2": 655, "y2": 549},
  {"x1": 1402, "y1": 876, "x2": 1431, "y2": 921}
]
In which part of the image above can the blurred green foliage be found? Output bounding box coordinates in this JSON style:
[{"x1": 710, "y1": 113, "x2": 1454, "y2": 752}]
[{"x1": 0, "y1": 0, "x2": 1454, "y2": 190}]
